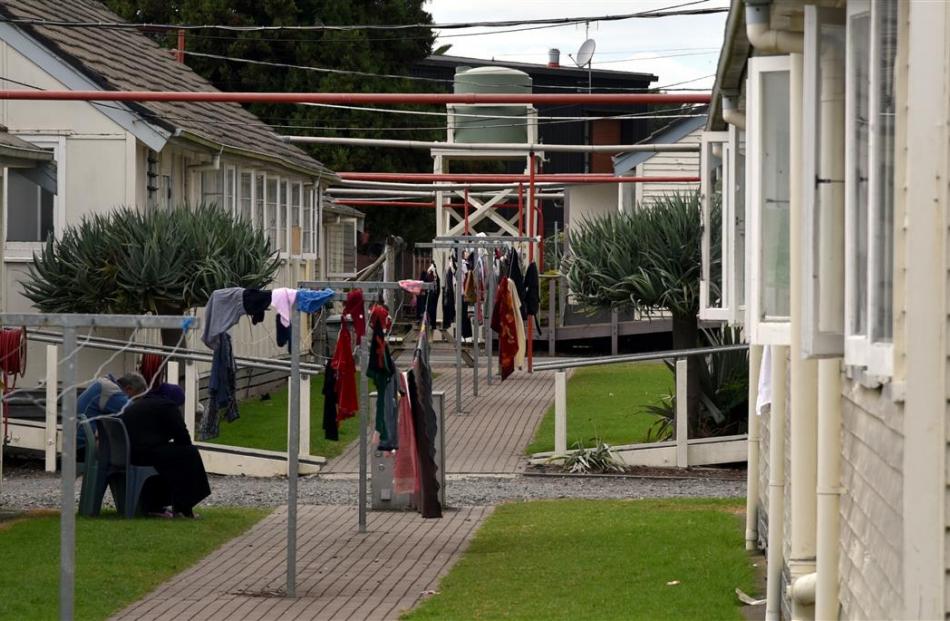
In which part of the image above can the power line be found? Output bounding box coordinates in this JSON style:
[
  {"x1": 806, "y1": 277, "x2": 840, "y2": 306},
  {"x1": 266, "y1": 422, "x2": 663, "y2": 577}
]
[{"x1": 0, "y1": 6, "x2": 728, "y2": 33}]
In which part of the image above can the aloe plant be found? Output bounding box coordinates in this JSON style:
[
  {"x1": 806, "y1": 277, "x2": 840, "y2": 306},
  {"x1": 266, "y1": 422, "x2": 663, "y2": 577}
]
[
  {"x1": 564, "y1": 191, "x2": 717, "y2": 423},
  {"x1": 23, "y1": 204, "x2": 280, "y2": 317}
]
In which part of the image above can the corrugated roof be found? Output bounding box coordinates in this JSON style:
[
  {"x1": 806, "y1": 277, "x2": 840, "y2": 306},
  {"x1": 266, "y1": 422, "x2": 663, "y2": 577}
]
[{"x1": 0, "y1": 0, "x2": 334, "y2": 179}]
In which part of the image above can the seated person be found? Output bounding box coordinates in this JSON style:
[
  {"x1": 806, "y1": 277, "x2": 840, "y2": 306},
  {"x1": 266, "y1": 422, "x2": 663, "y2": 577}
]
[
  {"x1": 76, "y1": 373, "x2": 144, "y2": 454},
  {"x1": 118, "y1": 374, "x2": 210, "y2": 518}
]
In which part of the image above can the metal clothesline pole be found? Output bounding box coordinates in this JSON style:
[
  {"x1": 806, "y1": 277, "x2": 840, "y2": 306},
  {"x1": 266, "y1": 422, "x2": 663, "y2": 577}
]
[
  {"x1": 291, "y1": 280, "x2": 435, "y2": 543},
  {"x1": 0, "y1": 313, "x2": 199, "y2": 621}
]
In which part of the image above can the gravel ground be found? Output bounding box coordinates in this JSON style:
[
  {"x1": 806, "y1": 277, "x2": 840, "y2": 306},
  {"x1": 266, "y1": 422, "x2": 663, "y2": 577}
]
[{"x1": 0, "y1": 459, "x2": 745, "y2": 511}]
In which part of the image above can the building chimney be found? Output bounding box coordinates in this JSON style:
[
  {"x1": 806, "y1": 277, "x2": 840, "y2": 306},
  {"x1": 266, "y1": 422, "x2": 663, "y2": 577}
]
[{"x1": 548, "y1": 48, "x2": 560, "y2": 68}]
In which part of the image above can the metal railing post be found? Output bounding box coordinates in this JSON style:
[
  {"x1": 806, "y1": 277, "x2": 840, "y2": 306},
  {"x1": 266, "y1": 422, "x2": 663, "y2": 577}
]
[
  {"x1": 45, "y1": 344, "x2": 58, "y2": 473},
  {"x1": 554, "y1": 371, "x2": 567, "y2": 457},
  {"x1": 548, "y1": 277, "x2": 556, "y2": 356},
  {"x1": 59, "y1": 326, "x2": 77, "y2": 621},
  {"x1": 300, "y1": 375, "x2": 311, "y2": 457},
  {"x1": 675, "y1": 358, "x2": 689, "y2": 468}
]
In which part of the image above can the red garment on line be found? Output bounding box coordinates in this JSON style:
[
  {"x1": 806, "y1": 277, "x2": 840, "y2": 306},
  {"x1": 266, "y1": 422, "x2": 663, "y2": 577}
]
[
  {"x1": 343, "y1": 289, "x2": 366, "y2": 344},
  {"x1": 491, "y1": 277, "x2": 518, "y2": 380},
  {"x1": 332, "y1": 324, "x2": 358, "y2": 423},
  {"x1": 393, "y1": 372, "x2": 420, "y2": 496}
]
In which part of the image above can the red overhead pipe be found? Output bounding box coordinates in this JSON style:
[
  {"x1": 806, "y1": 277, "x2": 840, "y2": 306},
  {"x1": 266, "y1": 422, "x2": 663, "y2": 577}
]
[
  {"x1": 0, "y1": 91, "x2": 710, "y2": 105},
  {"x1": 338, "y1": 173, "x2": 699, "y2": 184}
]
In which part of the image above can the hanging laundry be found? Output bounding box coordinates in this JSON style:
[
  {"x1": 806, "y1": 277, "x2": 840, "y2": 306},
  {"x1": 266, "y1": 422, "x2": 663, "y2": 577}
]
[
  {"x1": 524, "y1": 261, "x2": 542, "y2": 334},
  {"x1": 510, "y1": 284, "x2": 527, "y2": 370},
  {"x1": 200, "y1": 287, "x2": 246, "y2": 440},
  {"x1": 297, "y1": 288, "x2": 335, "y2": 313},
  {"x1": 242, "y1": 288, "x2": 272, "y2": 325},
  {"x1": 491, "y1": 277, "x2": 518, "y2": 380},
  {"x1": 200, "y1": 332, "x2": 238, "y2": 440},
  {"x1": 270, "y1": 288, "x2": 297, "y2": 328},
  {"x1": 393, "y1": 372, "x2": 420, "y2": 496},
  {"x1": 343, "y1": 289, "x2": 366, "y2": 344},
  {"x1": 202, "y1": 287, "x2": 245, "y2": 348},
  {"x1": 442, "y1": 260, "x2": 456, "y2": 329},
  {"x1": 367, "y1": 304, "x2": 397, "y2": 449},
  {"x1": 408, "y1": 329, "x2": 441, "y2": 519},
  {"x1": 508, "y1": 247, "x2": 527, "y2": 320},
  {"x1": 399, "y1": 279, "x2": 425, "y2": 296},
  {"x1": 463, "y1": 268, "x2": 477, "y2": 304},
  {"x1": 322, "y1": 360, "x2": 339, "y2": 440},
  {"x1": 332, "y1": 323, "x2": 359, "y2": 423},
  {"x1": 275, "y1": 315, "x2": 292, "y2": 351}
]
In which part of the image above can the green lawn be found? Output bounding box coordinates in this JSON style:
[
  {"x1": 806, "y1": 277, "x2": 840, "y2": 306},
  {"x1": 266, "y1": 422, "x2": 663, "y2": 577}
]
[
  {"x1": 207, "y1": 375, "x2": 359, "y2": 459},
  {"x1": 526, "y1": 362, "x2": 672, "y2": 454},
  {"x1": 405, "y1": 498, "x2": 756, "y2": 621},
  {"x1": 0, "y1": 507, "x2": 269, "y2": 621}
]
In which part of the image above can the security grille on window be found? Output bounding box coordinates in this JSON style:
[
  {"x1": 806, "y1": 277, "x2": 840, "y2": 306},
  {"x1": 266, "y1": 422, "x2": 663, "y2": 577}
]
[
  {"x1": 255, "y1": 173, "x2": 265, "y2": 233},
  {"x1": 266, "y1": 177, "x2": 279, "y2": 251},
  {"x1": 747, "y1": 55, "x2": 792, "y2": 345},
  {"x1": 200, "y1": 170, "x2": 222, "y2": 207},
  {"x1": 303, "y1": 186, "x2": 314, "y2": 256},
  {"x1": 277, "y1": 179, "x2": 288, "y2": 253},
  {"x1": 239, "y1": 171, "x2": 253, "y2": 223},
  {"x1": 844, "y1": 0, "x2": 897, "y2": 376},
  {"x1": 291, "y1": 182, "x2": 302, "y2": 254},
  {"x1": 224, "y1": 166, "x2": 236, "y2": 217}
]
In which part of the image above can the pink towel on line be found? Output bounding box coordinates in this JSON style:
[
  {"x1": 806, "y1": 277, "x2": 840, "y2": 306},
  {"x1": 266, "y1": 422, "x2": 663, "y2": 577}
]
[{"x1": 393, "y1": 372, "x2": 421, "y2": 496}]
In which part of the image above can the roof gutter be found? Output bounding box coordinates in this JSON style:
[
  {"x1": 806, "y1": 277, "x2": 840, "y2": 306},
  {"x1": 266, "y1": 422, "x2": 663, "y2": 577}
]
[
  {"x1": 173, "y1": 129, "x2": 340, "y2": 185},
  {"x1": 745, "y1": 0, "x2": 803, "y2": 54}
]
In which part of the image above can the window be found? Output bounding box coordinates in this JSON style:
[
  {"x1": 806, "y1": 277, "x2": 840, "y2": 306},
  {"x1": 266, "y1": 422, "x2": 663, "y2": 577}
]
[
  {"x1": 728, "y1": 125, "x2": 747, "y2": 326},
  {"x1": 224, "y1": 166, "x2": 236, "y2": 216},
  {"x1": 239, "y1": 171, "x2": 253, "y2": 223},
  {"x1": 303, "y1": 185, "x2": 315, "y2": 256},
  {"x1": 4, "y1": 137, "x2": 62, "y2": 258},
  {"x1": 290, "y1": 182, "x2": 303, "y2": 255},
  {"x1": 700, "y1": 131, "x2": 730, "y2": 321},
  {"x1": 265, "y1": 177, "x2": 278, "y2": 250},
  {"x1": 278, "y1": 179, "x2": 288, "y2": 253},
  {"x1": 326, "y1": 218, "x2": 357, "y2": 276},
  {"x1": 802, "y1": 6, "x2": 847, "y2": 358},
  {"x1": 255, "y1": 173, "x2": 265, "y2": 233},
  {"x1": 200, "y1": 170, "x2": 222, "y2": 207},
  {"x1": 746, "y1": 55, "x2": 792, "y2": 345},
  {"x1": 844, "y1": 0, "x2": 897, "y2": 375}
]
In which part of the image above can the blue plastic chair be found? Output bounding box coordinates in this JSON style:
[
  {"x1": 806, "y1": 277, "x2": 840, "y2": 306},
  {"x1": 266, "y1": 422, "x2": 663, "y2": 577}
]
[
  {"x1": 96, "y1": 418, "x2": 160, "y2": 518},
  {"x1": 78, "y1": 418, "x2": 110, "y2": 517}
]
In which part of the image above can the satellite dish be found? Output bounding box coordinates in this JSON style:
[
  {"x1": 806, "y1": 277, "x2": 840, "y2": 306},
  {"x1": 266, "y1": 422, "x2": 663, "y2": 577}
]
[{"x1": 575, "y1": 38, "x2": 596, "y2": 67}]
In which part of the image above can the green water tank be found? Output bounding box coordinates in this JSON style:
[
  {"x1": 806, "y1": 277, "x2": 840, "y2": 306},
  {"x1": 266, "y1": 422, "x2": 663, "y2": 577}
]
[{"x1": 452, "y1": 66, "x2": 532, "y2": 144}]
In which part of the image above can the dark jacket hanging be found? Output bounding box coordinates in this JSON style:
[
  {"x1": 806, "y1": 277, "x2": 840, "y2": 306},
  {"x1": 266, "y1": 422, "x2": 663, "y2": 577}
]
[
  {"x1": 407, "y1": 330, "x2": 441, "y2": 519},
  {"x1": 322, "y1": 360, "x2": 339, "y2": 441},
  {"x1": 524, "y1": 261, "x2": 542, "y2": 334},
  {"x1": 442, "y1": 262, "x2": 456, "y2": 329},
  {"x1": 508, "y1": 248, "x2": 527, "y2": 320}
]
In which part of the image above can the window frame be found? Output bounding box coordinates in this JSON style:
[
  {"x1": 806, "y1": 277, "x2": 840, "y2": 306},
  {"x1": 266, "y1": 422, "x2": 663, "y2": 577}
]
[
  {"x1": 699, "y1": 130, "x2": 731, "y2": 322},
  {"x1": 746, "y1": 54, "x2": 793, "y2": 345},
  {"x1": 802, "y1": 5, "x2": 847, "y2": 358},
  {"x1": 4, "y1": 134, "x2": 65, "y2": 261},
  {"x1": 843, "y1": 0, "x2": 896, "y2": 377},
  {"x1": 726, "y1": 124, "x2": 747, "y2": 327},
  {"x1": 325, "y1": 216, "x2": 358, "y2": 278}
]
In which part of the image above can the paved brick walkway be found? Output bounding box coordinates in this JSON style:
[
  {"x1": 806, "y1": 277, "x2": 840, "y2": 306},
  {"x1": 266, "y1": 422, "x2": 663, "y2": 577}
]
[
  {"x1": 111, "y1": 505, "x2": 492, "y2": 621},
  {"x1": 323, "y1": 365, "x2": 555, "y2": 475}
]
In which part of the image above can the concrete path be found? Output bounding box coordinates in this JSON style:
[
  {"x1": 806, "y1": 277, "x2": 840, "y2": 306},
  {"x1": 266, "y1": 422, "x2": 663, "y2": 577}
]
[
  {"x1": 111, "y1": 505, "x2": 492, "y2": 621},
  {"x1": 113, "y1": 360, "x2": 554, "y2": 620}
]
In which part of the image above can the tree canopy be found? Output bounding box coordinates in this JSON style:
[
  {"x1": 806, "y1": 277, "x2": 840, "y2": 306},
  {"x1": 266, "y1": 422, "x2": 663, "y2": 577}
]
[{"x1": 105, "y1": 0, "x2": 440, "y2": 245}]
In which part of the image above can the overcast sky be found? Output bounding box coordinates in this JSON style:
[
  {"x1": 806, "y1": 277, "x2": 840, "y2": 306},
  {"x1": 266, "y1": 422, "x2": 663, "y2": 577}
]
[{"x1": 425, "y1": 0, "x2": 730, "y2": 90}]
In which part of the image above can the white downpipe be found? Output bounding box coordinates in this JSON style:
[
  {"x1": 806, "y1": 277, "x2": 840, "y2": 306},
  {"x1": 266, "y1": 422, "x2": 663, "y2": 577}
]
[
  {"x1": 766, "y1": 345, "x2": 788, "y2": 621},
  {"x1": 788, "y1": 52, "x2": 819, "y2": 621},
  {"x1": 790, "y1": 572, "x2": 817, "y2": 605},
  {"x1": 745, "y1": 344, "x2": 764, "y2": 551},
  {"x1": 813, "y1": 31, "x2": 845, "y2": 619},
  {"x1": 722, "y1": 95, "x2": 746, "y2": 129},
  {"x1": 745, "y1": 1, "x2": 804, "y2": 54},
  {"x1": 815, "y1": 359, "x2": 842, "y2": 618}
]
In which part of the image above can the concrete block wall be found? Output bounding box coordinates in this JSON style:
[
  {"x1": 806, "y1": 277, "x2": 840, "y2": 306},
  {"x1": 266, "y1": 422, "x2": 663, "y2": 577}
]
[{"x1": 838, "y1": 377, "x2": 904, "y2": 620}]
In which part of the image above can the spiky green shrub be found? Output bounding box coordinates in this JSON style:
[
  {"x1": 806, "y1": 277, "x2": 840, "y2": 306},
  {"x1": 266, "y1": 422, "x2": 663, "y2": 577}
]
[{"x1": 23, "y1": 204, "x2": 280, "y2": 315}]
